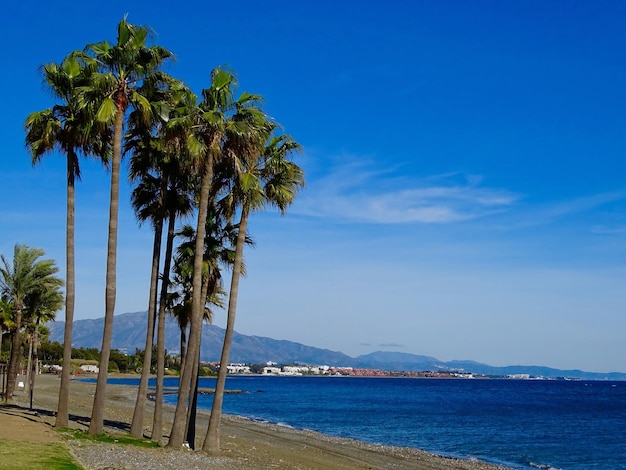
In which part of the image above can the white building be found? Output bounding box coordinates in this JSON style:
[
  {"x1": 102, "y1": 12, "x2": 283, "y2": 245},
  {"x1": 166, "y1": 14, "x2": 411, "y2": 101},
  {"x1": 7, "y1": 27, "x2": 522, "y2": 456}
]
[{"x1": 226, "y1": 364, "x2": 251, "y2": 374}]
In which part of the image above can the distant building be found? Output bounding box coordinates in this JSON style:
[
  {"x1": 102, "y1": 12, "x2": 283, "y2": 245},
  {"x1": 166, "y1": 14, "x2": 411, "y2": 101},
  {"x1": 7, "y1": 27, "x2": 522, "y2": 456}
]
[
  {"x1": 508, "y1": 374, "x2": 530, "y2": 380},
  {"x1": 226, "y1": 364, "x2": 251, "y2": 374}
]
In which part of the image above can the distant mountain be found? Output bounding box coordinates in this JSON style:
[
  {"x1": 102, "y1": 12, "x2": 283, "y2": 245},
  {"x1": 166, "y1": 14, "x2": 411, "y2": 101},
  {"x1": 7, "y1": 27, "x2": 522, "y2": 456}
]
[
  {"x1": 48, "y1": 311, "x2": 355, "y2": 366},
  {"x1": 48, "y1": 311, "x2": 626, "y2": 380}
]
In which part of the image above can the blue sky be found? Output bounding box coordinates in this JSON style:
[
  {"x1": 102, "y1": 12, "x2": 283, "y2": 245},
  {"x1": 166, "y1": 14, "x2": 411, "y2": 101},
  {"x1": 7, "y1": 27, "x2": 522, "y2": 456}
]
[{"x1": 2, "y1": 1, "x2": 626, "y2": 372}]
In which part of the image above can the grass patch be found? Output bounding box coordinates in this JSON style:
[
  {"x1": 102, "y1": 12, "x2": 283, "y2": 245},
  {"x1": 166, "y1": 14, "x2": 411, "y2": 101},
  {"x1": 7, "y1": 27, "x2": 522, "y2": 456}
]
[
  {"x1": 61, "y1": 428, "x2": 159, "y2": 448},
  {"x1": 0, "y1": 440, "x2": 83, "y2": 470}
]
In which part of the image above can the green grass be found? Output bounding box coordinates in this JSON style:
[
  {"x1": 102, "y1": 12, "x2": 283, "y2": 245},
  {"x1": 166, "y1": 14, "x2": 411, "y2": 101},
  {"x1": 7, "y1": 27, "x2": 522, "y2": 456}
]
[
  {"x1": 0, "y1": 428, "x2": 160, "y2": 469},
  {"x1": 0, "y1": 440, "x2": 83, "y2": 470},
  {"x1": 61, "y1": 428, "x2": 159, "y2": 448}
]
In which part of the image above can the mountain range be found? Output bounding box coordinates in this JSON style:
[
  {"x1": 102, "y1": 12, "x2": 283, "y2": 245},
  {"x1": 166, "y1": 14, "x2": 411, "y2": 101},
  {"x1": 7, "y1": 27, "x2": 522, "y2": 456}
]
[{"x1": 48, "y1": 311, "x2": 626, "y2": 380}]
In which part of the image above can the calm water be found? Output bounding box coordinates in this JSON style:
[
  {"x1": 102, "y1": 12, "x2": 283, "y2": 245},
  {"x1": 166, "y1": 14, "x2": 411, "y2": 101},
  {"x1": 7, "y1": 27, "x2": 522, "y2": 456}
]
[{"x1": 99, "y1": 376, "x2": 626, "y2": 469}]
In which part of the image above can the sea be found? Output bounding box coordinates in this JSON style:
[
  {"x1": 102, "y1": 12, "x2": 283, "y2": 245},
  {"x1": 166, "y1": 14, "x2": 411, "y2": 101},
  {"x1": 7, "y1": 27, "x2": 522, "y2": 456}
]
[{"x1": 95, "y1": 376, "x2": 626, "y2": 469}]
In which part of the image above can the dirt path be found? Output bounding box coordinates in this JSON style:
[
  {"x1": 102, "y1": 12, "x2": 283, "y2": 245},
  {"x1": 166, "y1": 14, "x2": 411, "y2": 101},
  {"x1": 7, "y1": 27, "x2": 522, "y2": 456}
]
[{"x1": 0, "y1": 404, "x2": 60, "y2": 443}]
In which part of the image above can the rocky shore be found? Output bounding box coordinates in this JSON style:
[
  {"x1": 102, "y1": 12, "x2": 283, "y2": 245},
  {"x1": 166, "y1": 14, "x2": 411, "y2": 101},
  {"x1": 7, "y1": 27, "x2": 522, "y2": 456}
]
[{"x1": 6, "y1": 373, "x2": 511, "y2": 469}]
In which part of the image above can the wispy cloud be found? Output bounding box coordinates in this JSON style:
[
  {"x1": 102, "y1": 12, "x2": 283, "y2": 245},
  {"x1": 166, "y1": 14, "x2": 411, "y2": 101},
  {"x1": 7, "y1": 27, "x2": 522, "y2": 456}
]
[
  {"x1": 501, "y1": 190, "x2": 626, "y2": 230},
  {"x1": 379, "y1": 343, "x2": 406, "y2": 349},
  {"x1": 295, "y1": 158, "x2": 519, "y2": 224},
  {"x1": 535, "y1": 191, "x2": 626, "y2": 220}
]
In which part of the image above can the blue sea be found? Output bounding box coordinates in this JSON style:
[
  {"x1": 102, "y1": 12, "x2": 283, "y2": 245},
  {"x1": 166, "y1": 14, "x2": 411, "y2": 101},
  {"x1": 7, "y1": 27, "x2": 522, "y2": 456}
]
[{"x1": 97, "y1": 376, "x2": 626, "y2": 469}]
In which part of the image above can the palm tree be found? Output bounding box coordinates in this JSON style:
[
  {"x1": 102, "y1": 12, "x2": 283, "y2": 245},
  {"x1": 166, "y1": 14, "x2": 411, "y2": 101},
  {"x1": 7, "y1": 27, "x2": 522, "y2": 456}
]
[
  {"x1": 167, "y1": 66, "x2": 237, "y2": 447},
  {"x1": 128, "y1": 169, "x2": 165, "y2": 438},
  {"x1": 126, "y1": 77, "x2": 180, "y2": 439},
  {"x1": 0, "y1": 244, "x2": 64, "y2": 400},
  {"x1": 203, "y1": 132, "x2": 304, "y2": 453},
  {"x1": 127, "y1": 133, "x2": 195, "y2": 439},
  {"x1": 25, "y1": 54, "x2": 110, "y2": 427},
  {"x1": 76, "y1": 17, "x2": 173, "y2": 435},
  {"x1": 23, "y1": 285, "x2": 63, "y2": 409},
  {"x1": 0, "y1": 298, "x2": 14, "y2": 363},
  {"x1": 168, "y1": 66, "x2": 270, "y2": 447},
  {"x1": 143, "y1": 85, "x2": 198, "y2": 442},
  {"x1": 168, "y1": 211, "x2": 245, "y2": 448}
]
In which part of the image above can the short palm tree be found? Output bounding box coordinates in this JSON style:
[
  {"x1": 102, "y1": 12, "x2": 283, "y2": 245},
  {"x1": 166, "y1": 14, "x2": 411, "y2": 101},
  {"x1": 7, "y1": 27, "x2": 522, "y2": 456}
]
[
  {"x1": 23, "y1": 285, "x2": 63, "y2": 408},
  {"x1": 0, "y1": 244, "x2": 63, "y2": 400},
  {"x1": 0, "y1": 298, "x2": 14, "y2": 362},
  {"x1": 75, "y1": 16, "x2": 174, "y2": 435},
  {"x1": 25, "y1": 54, "x2": 110, "y2": 427},
  {"x1": 168, "y1": 215, "x2": 241, "y2": 448}
]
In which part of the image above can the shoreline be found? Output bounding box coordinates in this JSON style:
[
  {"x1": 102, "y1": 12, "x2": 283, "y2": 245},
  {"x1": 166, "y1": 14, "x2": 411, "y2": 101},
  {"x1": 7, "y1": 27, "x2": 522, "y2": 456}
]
[{"x1": 7, "y1": 373, "x2": 511, "y2": 469}]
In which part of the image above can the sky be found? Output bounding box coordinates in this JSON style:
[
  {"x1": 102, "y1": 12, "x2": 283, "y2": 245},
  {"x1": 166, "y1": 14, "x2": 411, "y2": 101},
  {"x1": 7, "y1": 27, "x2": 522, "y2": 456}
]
[{"x1": 2, "y1": 1, "x2": 626, "y2": 373}]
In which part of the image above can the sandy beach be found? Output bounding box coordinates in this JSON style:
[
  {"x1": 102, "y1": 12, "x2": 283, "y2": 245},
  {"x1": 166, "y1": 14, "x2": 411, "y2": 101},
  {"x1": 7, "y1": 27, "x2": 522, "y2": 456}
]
[{"x1": 2, "y1": 373, "x2": 510, "y2": 469}]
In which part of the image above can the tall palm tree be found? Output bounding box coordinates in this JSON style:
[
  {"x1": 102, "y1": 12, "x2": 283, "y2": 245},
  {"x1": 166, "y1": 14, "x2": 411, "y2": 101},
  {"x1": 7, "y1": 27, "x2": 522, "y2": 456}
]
[
  {"x1": 126, "y1": 77, "x2": 179, "y2": 438},
  {"x1": 76, "y1": 16, "x2": 174, "y2": 435},
  {"x1": 0, "y1": 244, "x2": 64, "y2": 400},
  {"x1": 145, "y1": 85, "x2": 198, "y2": 442},
  {"x1": 167, "y1": 66, "x2": 239, "y2": 448},
  {"x1": 203, "y1": 132, "x2": 304, "y2": 453},
  {"x1": 25, "y1": 54, "x2": 109, "y2": 427}
]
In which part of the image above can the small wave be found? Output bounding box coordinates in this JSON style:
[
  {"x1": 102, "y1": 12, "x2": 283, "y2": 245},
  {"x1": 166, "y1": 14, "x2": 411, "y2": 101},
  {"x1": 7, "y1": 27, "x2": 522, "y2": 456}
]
[
  {"x1": 530, "y1": 462, "x2": 561, "y2": 470},
  {"x1": 241, "y1": 415, "x2": 271, "y2": 424}
]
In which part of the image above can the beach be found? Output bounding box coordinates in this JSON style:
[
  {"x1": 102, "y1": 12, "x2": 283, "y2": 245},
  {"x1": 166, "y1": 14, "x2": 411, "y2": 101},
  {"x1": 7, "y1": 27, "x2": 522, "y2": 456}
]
[{"x1": 3, "y1": 373, "x2": 510, "y2": 469}]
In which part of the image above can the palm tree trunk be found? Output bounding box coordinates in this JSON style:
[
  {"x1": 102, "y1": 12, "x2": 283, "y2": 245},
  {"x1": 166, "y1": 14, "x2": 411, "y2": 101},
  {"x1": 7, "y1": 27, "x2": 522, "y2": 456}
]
[
  {"x1": 152, "y1": 208, "x2": 176, "y2": 442},
  {"x1": 6, "y1": 305, "x2": 23, "y2": 400},
  {"x1": 179, "y1": 326, "x2": 188, "y2": 379},
  {"x1": 89, "y1": 107, "x2": 123, "y2": 435},
  {"x1": 29, "y1": 321, "x2": 39, "y2": 410},
  {"x1": 56, "y1": 158, "x2": 76, "y2": 427},
  {"x1": 185, "y1": 346, "x2": 200, "y2": 448},
  {"x1": 169, "y1": 163, "x2": 212, "y2": 448},
  {"x1": 25, "y1": 331, "x2": 33, "y2": 394},
  {"x1": 130, "y1": 215, "x2": 163, "y2": 437},
  {"x1": 186, "y1": 265, "x2": 213, "y2": 446},
  {"x1": 203, "y1": 207, "x2": 249, "y2": 454}
]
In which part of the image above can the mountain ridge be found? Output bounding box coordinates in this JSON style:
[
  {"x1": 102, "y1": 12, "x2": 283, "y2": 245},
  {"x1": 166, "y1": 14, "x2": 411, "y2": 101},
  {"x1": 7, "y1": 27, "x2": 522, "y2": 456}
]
[{"x1": 47, "y1": 311, "x2": 626, "y2": 380}]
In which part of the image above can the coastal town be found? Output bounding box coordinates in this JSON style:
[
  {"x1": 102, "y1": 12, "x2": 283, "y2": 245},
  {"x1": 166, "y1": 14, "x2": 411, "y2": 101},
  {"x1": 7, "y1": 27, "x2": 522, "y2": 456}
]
[
  {"x1": 224, "y1": 362, "x2": 475, "y2": 378},
  {"x1": 221, "y1": 362, "x2": 536, "y2": 379}
]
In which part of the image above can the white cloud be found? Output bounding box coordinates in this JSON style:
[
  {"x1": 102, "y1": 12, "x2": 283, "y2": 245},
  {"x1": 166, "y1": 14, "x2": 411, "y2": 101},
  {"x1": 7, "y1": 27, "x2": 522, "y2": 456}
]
[{"x1": 294, "y1": 159, "x2": 519, "y2": 224}]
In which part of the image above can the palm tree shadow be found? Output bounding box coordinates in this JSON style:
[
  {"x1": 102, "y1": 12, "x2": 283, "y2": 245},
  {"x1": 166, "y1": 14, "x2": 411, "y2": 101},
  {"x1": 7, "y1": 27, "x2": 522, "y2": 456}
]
[
  {"x1": 1, "y1": 403, "x2": 132, "y2": 434},
  {"x1": 65, "y1": 411, "x2": 131, "y2": 433}
]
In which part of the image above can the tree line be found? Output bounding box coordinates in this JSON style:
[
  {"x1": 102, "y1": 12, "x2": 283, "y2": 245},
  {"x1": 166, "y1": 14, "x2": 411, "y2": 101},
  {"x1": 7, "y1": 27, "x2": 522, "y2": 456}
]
[
  {"x1": 9, "y1": 16, "x2": 304, "y2": 453},
  {"x1": 39, "y1": 343, "x2": 180, "y2": 375}
]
